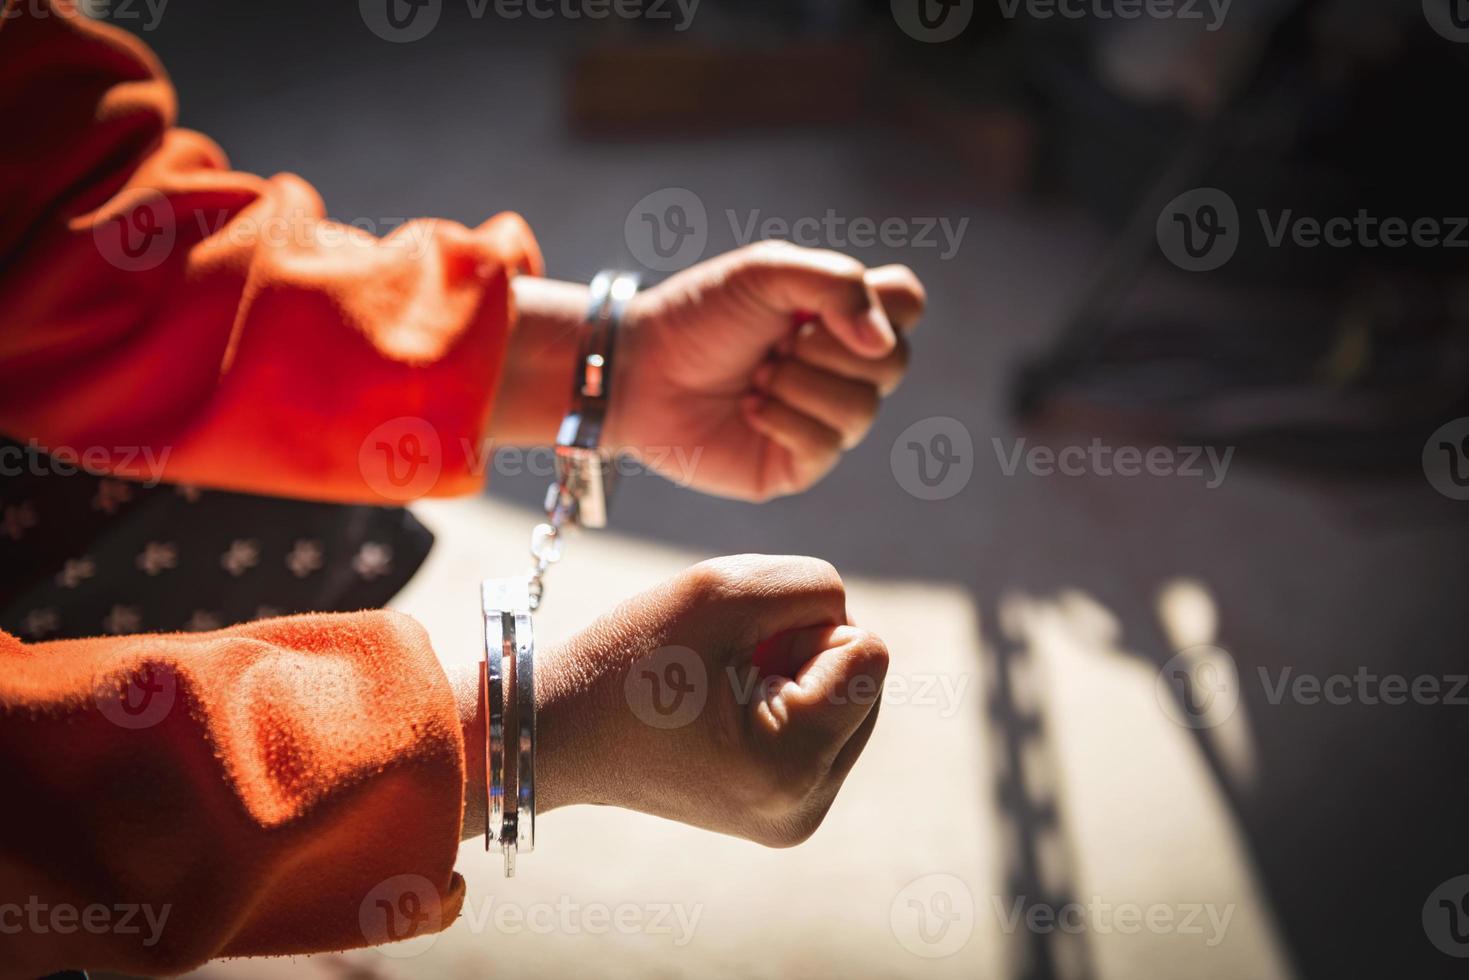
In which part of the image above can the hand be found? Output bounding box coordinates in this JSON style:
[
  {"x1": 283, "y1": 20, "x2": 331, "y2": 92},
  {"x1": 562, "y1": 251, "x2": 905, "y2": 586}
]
[
  {"x1": 517, "y1": 554, "x2": 888, "y2": 847},
  {"x1": 609, "y1": 243, "x2": 925, "y2": 501}
]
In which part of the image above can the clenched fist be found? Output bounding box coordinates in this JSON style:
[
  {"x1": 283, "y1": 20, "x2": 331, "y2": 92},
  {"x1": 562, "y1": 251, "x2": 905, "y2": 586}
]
[
  {"x1": 459, "y1": 555, "x2": 888, "y2": 848},
  {"x1": 610, "y1": 243, "x2": 925, "y2": 501}
]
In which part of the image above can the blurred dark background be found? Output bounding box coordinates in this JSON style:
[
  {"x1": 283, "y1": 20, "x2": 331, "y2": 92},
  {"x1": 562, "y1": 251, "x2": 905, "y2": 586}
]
[{"x1": 111, "y1": 1, "x2": 1469, "y2": 977}]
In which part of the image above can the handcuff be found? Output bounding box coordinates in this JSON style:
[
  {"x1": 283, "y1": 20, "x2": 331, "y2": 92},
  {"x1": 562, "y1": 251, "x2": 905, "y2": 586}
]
[{"x1": 483, "y1": 270, "x2": 639, "y2": 876}]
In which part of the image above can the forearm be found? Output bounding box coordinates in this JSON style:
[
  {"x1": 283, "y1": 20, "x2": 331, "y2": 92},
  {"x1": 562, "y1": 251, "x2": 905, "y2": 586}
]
[
  {"x1": 0, "y1": 613, "x2": 467, "y2": 977},
  {"x1": 0, "y1": 1, "x2": 542, "y2": 504}
]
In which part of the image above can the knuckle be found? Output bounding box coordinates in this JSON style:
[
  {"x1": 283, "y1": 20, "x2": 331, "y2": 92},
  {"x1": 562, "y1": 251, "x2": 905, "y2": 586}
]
[
  {"x1": 833, "y1": 266, "x2": 871, "y2": 312},
  {"x1": 737, "y1": 242, "x2": 869, "y2": 302},
  {"x1": 891, "y1": 336, "x2": 912, "y2": 372},
  {"x1": 678, "y1": 557, "x2": 742, "y2": 605},
  {"x1": 854, "y1": 382, "x2": 882, "y2": 421},
  {"x1": 894, "y1": 263, "x2": 928, "y2": 309},
  {"x1": 878, "y1": 340, "x2": 911, "y2": 393},
  {"x1": 841, "y1": 421, "x2": 872, "y2": 451},
  {"x1": 745, "y1": 238, "x2": 794, "y2": 258},
  {"x1": 817, "y1": 421, "x2": 847, "y2": 455},
  {"x1": 725, "y1": 554, "x2": 845, "y2": 612},
  {"x1": 734, "y1": 239, "x2": 797, "y2": 273},
  {"x1": 747, "y1": 484, "x2": 784, "y2": 505},
  {"x1": 831, "y1": 254, "x2": 868, "y2": 286},
  {"x1": 847, "y1": 629, "x2": 891, "y2": 678},
  {"x1": 784, "y1": 555, "x2": 843, "y2": 596},
  {"x1": 682, "y1": 554, "x2": 801, "y2": 602}
]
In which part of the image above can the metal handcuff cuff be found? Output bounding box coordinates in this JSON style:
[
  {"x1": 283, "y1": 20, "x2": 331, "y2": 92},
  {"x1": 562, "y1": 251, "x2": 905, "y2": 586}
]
[{"x1": 483, "y1": 270, "x2": 639, "y2": 876}]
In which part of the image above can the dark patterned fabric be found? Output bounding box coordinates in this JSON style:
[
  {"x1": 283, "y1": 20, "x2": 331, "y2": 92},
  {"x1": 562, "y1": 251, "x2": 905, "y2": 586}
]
[{"x1": 0, "y1": 437, "x2": 433, "y2": 641}]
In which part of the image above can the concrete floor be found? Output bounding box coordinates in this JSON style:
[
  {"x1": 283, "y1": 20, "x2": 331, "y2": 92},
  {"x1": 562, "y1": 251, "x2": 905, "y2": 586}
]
[
  {"x1": 187, "y1": 494, "x2": 1288, "y2": 980},
  {"x1": 129, "y1": 5, "x2": 1469, "y2": 978}
]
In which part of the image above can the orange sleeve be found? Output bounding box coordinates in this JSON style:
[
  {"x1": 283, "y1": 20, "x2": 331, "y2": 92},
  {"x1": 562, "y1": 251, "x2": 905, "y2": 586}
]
[
  {"x1": 0, "y1": 0, "x2": 543, "y2": 504},
  {"x1": 0, "y1": 611, "x2": 469, "y2": 978}
]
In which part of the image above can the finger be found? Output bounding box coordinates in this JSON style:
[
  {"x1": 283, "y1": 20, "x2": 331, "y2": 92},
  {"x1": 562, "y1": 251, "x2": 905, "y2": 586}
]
[
  {"x1": 741, "y1": 393, "x2": 844, "y2": 492},
  {"x1": 790, "y1": 325, "x2": 910, "y2": 396},
  {"x1": 865, "y1": 264, "x2": 927, "y2": 334},
  {"x1": 755, "y1": 625, "x2": 889, "y2": 767},
  {"x1": 763, "y1": 359, "x2": 880, "y2": 450},
  {"x1": 731, "y1": 242, "x2": 895, "y2": 357},
  {"x1": 828, "y1": 696, "x2": 881, "y2": 783}
]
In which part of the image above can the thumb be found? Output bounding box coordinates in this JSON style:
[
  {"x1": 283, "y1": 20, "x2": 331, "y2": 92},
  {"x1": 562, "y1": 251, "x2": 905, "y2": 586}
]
[
  {"x1": 754, "y1": 624, "x2": 889, "y2": 766},
  {"x1": 737, "y1": 244, "x2": 896, "y2": 358}
]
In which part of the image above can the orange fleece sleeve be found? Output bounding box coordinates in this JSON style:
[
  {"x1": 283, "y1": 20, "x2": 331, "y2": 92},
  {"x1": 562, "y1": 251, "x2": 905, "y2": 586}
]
[
  {"x1": 0, "y1": 611, "x2": 469, "y2": 977},
  {"x1": 0, "y1": 0, "x2": 543, "y2": 503}
]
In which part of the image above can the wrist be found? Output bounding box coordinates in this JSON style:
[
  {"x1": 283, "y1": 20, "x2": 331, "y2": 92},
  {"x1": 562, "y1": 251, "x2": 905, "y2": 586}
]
[
  {"x1": 491, "y1": 277, "x2": 590, "y2": 446},
  {"x1": 531, "y1": 636, "x2": 619, "y2": 814}
]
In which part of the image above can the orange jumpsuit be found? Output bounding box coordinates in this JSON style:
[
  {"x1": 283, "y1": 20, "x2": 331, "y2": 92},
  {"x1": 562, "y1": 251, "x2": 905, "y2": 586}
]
[{"x1": 0, "y1": 1, "x2": 540, "y2": 973}]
